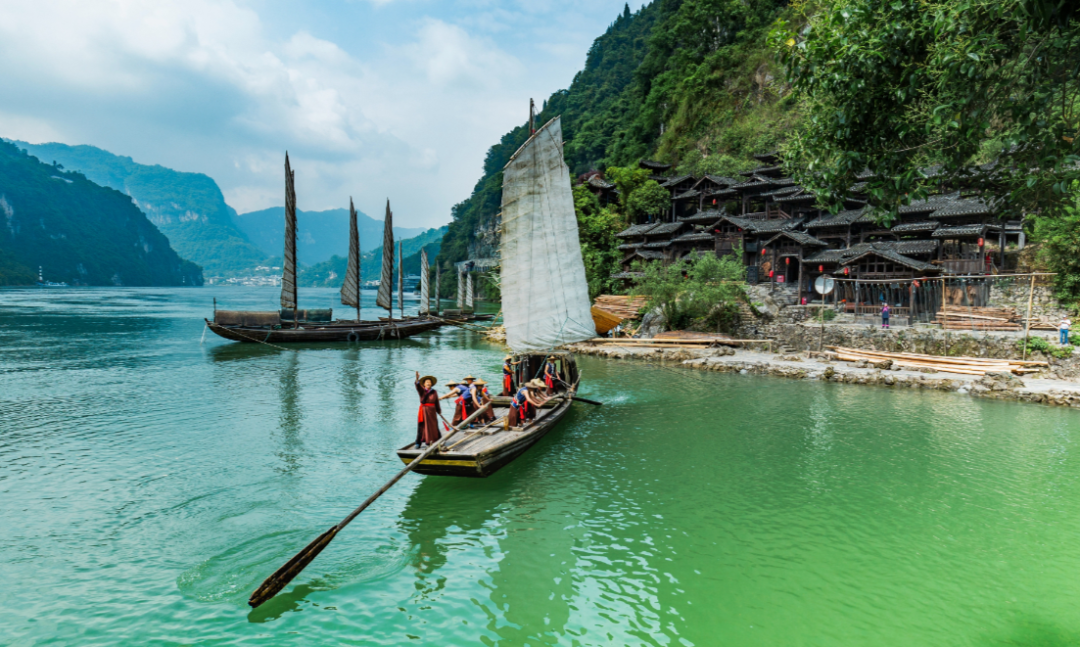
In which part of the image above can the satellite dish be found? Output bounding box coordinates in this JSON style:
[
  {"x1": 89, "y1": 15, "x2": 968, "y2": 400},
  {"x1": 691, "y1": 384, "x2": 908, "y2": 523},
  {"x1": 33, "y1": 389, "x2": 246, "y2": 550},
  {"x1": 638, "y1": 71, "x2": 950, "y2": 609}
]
[{"x1": 814, "y1": 275, "x2": 835, "y2": 295}]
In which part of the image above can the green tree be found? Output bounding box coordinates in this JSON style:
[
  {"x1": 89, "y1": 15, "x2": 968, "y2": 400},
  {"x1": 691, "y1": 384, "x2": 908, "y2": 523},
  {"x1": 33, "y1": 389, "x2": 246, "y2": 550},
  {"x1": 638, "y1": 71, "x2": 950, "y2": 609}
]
[
  {"x1": 773, "y1": 0, "x2": 1080, "y2": 221},
  {"x1": 1031, "y1": 194, "x2": 1080, "y2": 304},
  {"x1": 627, "y1": 179, "x2": 671, "y2": 221},
  {"x1": 631, "y1": 249, "x2": 747, "y2": 331},
  {"x1": 573, "y1": 184, "x2": 623, "y2": 299}
]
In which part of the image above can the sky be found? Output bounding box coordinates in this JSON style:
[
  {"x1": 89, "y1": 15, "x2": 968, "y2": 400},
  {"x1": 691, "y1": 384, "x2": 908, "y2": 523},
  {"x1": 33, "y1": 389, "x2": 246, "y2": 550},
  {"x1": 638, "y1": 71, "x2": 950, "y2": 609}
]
[{"x1": 0, "y1": 0, "x2": 648, "y2": 228}]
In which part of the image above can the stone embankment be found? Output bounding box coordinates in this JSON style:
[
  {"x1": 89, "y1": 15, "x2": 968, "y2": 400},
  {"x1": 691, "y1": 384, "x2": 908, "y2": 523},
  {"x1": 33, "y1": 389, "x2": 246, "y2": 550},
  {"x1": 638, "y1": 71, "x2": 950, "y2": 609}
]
[{"x1": 564, "y1": 342, "x2": 1080, "y2": 410}]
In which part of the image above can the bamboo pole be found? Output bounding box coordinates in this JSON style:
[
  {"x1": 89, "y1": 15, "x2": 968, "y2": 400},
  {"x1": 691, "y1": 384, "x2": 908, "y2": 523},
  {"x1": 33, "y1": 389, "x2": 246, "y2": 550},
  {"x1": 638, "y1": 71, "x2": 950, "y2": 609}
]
[{"x1": 1022, "y1": 273, "x2": 1036, "y2": 361}]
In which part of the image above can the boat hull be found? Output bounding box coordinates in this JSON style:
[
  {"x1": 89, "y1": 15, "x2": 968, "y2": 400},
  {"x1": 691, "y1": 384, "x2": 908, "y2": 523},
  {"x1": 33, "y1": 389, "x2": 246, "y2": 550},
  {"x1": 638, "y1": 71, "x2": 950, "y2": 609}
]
[{"x1": 206, "y1": 317, "x2": 443, "y2": 343}]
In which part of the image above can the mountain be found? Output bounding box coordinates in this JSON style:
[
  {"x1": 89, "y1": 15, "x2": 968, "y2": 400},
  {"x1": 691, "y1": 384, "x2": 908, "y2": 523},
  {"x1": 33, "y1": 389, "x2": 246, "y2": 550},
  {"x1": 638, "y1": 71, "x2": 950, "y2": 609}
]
[
  {"x1": 299, "y1": 227, "x2": 446, "y2": 288},
  {"x1": 8, "y1": 140, "x2": 268, "y2": 276},
  {"x1": 436, "y1": 0, "x2": 790, "y2": 287},
  {"x1": 0, "y1": 140, "x2": 202, "y2": 286},
  {"x1": 235, "y1": 207, "x2": 426, "y2": 266}
]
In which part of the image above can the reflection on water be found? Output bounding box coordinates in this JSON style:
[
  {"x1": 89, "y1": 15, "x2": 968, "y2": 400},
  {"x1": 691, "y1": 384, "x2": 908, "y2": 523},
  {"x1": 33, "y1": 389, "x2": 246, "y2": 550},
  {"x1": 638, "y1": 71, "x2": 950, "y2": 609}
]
[{"x1": 2, "y1": 287, "x2": 1080, "y2": 646}]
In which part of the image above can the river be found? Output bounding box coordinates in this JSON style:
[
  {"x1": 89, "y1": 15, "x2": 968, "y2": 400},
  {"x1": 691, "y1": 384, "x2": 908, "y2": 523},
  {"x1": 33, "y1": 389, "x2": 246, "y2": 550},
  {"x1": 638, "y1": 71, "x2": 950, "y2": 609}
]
[{"x1": 2, "y1": 287, "x2": 1080, "y2": 646}]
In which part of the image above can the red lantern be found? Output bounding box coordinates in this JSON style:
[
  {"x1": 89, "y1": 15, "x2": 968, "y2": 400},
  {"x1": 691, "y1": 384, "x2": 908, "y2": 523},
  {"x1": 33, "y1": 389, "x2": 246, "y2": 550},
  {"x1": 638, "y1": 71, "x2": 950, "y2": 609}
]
[
  {"x1": 785, "y1": 257, "x2": 790, "y2": 265},
  {"x1": 818, "y1": 265, "x2": 824, "y2": 272},
  {"x1": 712, "y1": 198, "x2": 717, "y2": 205},
  {"x1": 977, "y1": 237, "x2": 984, "y2": 247},
  {"x1": 843, "y1": 267, "x2": 849, "y2": 275},
  {"x1": 769, "y1": 270, "x2": 774, "y2": 278},
  {"x1": 761, "y1": 248, "x2": 767, "y2": 256}
]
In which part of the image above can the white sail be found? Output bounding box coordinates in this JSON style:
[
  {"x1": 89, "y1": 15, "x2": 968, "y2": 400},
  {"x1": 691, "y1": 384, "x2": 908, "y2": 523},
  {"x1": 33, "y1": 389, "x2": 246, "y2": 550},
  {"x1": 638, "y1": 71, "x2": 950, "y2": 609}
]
[
  {"x1": 465, "y1": 273, "x2": 474, "y2": 309},
  {"x1": 376, "y1": 200, "x2": 394, "y2": 311},
  {"x1": 419, "y1": 250, "x2": 430, "y2": 314},
  {"x1": 500, "y1": 116, "x2": 595, "y2": 351}
]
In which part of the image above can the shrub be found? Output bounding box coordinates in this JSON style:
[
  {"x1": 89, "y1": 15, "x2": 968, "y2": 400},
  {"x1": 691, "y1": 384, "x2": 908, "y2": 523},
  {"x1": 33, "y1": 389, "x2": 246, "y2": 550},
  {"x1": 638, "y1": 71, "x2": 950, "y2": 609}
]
[{"x1": 631, "y1": 250, "x2": 747, "y2": 332}]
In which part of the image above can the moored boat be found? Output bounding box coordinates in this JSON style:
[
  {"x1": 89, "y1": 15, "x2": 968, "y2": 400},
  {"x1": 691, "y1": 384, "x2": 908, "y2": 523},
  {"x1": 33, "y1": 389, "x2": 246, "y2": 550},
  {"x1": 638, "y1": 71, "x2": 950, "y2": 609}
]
[{"x1": 207, "y1": 156, "x2": 445, "y2": 344}]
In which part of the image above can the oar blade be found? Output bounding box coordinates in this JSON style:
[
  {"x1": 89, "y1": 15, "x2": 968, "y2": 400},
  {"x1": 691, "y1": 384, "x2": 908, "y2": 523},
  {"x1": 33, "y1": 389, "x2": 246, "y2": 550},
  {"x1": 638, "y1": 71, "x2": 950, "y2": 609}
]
[{"x1": 248, "y1": 525, "x2": 339, "y2": 608}]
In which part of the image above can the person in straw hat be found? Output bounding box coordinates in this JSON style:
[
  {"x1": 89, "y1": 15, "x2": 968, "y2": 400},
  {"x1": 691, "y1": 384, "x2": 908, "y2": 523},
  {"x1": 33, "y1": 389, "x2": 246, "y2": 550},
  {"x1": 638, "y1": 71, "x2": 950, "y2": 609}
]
[
  {"x1": 501, "y1": 355, "x2": 521, "y2": 396},
  {"x1": 442, "y1": 375, "x2": 477, "y2": 425},
  {"x1": 414, "y1": 371, "x2": 442, "y2": 449},
  {"x1": 508, "y1": 379, "x2": 548, "y2": 428},
  {"x1": 473, "y1": 379, "x2": 496, "y2": 423},
  {"x1": 543, "y1": 355, "x2": 560, "y2": 393}
]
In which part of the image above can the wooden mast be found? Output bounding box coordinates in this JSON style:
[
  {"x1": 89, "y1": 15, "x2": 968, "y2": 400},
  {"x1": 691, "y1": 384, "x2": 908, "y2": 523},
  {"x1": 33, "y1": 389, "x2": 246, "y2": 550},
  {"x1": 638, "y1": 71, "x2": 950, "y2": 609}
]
[{"x1": 281, "y1": 153, "x2": 298, "y2": 328}]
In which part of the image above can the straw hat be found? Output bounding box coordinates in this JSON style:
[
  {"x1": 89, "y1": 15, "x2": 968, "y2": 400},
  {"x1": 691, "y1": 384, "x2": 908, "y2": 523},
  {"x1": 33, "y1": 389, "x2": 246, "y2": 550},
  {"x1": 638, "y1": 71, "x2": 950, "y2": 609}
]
[
  {"x1": 418, "y1": 375, "x2": 437, "y2": 387},
  {"x1": 473, "y1": 378, "x2": 487, "y2": 385},
  {"x1": 504, "y1": 355, "x2": 513, "y2": 361},
  {"x1": 527, "y1": 378, "x2": 546, "y2": 389},
  {"x1": 446, "y1": 380, "x2": 459, "y2": 387},
  {"x1": 462, "y1": 375, "x2": 476, "y2": 381}
]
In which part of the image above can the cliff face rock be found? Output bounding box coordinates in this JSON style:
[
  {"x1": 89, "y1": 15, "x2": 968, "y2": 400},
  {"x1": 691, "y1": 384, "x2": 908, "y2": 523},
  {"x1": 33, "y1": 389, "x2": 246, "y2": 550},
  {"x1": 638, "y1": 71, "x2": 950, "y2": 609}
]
[{"x1": 0, "y1": 140, "x2": 202, "y2": 286}]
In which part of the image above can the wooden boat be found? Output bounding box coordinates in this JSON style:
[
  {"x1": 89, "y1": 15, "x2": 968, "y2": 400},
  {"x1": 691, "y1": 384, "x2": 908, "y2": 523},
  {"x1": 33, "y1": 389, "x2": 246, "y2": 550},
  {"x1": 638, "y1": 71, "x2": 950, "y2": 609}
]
[
  {"x1": 208, "y1": 160, "x2": 446, "y2": 344},
  {"x1": 396, "y1": 352, "x2": 579, "y2": 477},
  {"x1": 206, "y1": 314, "x2": 443, "y2": 343},
  {"x1": 395, "y1": 111, "x2": 598, "y2": 477}
]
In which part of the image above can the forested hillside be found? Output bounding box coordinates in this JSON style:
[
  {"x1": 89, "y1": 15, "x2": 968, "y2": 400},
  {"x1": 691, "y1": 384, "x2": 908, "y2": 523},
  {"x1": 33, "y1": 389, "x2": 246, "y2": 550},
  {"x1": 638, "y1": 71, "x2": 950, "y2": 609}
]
[
  {"x1": 436, "y1": 0, "x2": 791, "y2": 285},
  {"x1": 11, "y1": 141, "x2": 268, "y2": 275},
  {"x1": 0, "y1": 140, "x2": 202, "y2": 286},
  {"x1": 236, "y1": 207, "x2": 425, "y2": 265}
]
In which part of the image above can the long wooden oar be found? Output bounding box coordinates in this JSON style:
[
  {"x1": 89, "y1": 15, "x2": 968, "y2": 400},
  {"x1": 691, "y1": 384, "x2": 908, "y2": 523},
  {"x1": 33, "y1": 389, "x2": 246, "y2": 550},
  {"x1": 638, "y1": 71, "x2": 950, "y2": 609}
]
[
  {"x1": 247, "y1": 402, "x2": 493, "y2": 608},
  {"x1": 553, "y1": 378, "x2": 602, "y2": 406}
]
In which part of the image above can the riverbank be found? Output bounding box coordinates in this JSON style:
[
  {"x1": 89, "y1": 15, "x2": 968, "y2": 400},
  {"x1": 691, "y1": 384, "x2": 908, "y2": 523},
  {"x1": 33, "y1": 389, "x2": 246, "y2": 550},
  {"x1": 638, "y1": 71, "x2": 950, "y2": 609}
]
[{"x1": 565, "y1": 342, "x2": 1080, "y2": 409}]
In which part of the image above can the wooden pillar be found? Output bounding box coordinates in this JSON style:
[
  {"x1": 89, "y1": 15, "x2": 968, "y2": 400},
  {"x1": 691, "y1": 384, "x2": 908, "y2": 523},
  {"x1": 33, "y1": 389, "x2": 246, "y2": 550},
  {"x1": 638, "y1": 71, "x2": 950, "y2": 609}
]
[{"x1": 1022, "y1": 273, "x2": 1036, "y2": 361}]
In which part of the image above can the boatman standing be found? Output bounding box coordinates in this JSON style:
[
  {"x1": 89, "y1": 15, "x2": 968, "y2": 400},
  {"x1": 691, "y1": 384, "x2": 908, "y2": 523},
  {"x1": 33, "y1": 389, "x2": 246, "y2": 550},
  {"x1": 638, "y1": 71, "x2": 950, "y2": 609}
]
[
  {"x1": 414, "y1": 372, "x2": 442, "y2": 449},
  {"x1": 473, "y1": 379, "x2": 496, "y2": 423},
  {"x1": 543, "y1": 355, "x2": 559, "y2": 393},
  {"x1": 501, "y1": 355, "x2": 520, "y2": 396}
]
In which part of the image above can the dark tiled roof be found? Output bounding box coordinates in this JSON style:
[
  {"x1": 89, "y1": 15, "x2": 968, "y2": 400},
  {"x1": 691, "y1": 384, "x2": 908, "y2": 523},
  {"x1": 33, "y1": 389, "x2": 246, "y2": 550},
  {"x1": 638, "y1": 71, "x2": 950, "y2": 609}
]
[
  {"x1": 617, "y1": 243, "x2": 642, "y2": 251},
  {"x1": 641, "y1": 240, "x2": 673, "y2": 249},
  {"x1": 716, "y1": 215, "x2": 757, "y2": 230},
  {"x1": 738, "y1": 165, "x2": 783, "y2": 177},
  {"x1": 762, "y1": 230, "x2": 828, "y2": 247},
  {"x1": 931, "y1": 223, "x2": 1000, "y2": 238},
  {"x1": 639, "y1": 160, "x2": 671, "y2": 171},
  {"x1": 930, "y1": 197, "x2": 996, "y2": 219},
  {"x1": 745, "y1": 217, "x2": 805, "y2": 234},
  {"x1": 841, "y1": 247, "x2": 941, "y2": 273},
  {"x1": 805, "y1": 207, "x2": 869, "y2": 229},
  {"x1": 611, "y1": 271, "x2": 645, "y2": 280},
  {"x1": 672, "y1": 189, "x2": 701, "y2": 200},
  {"x1": 890, "y1": 220, "x2": 940, "y2": 233},
  {"x1": 848, "y1": 182, "x2": 868, "y2": 193},
  {"x1": 774, "y1": 189, "x2": 817, "y2": 203},
  {"x1": 729, "y1": 176, "x2": 776, "y2": 191},
  {"x1": 803, "y1": 248, "x2": 848, "y2": 264},
  {"x1": 705, "y1": 188, "x2": 739, "y2": 198},
  {"x1": 632, "y1": 250, "x2": 665, "y2": 260},
  {"x1": 615, "y1": 223, "x2": 659, "y2": 238},
  {"x1": 753, "y1": 151, "x2": 781, "y2": 163},
  {"x1": 587, "y1": 176, "x2": 614, "y2": 190},
  {"x1": 760, "y1": 185, "x2": 803, "y2": 198},
  {"x1": 661, "y1": 175, "x2": 695, "y2": 188},
  {"x1": 672, "y1": 230, "x2": 716, "y2": 243},
  {"x1": 679, "y1": 209, "x2": 726, "y2": 225},
  {"x1": 893, "y1": 239, "x2": 939, "y2": 255},
  {"x1": 644, "y1": 221, "x2": 686, "y2": 236},
  {"x1": 896, "y1": 192, "x2": 960, "y2": 214}
]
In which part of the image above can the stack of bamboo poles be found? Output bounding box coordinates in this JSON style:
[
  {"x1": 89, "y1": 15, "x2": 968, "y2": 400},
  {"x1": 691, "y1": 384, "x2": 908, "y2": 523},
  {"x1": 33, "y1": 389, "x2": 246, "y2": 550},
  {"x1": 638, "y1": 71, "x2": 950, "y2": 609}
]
[
  {"x1": 829, "y1": 346, "x2": 1048, "y2": 375},
  {"x1": 933, "y1": 306, "x2": 1021, "y2": 331},
  {"x1": 592, "y1": 295, "x2": 650, "y2": 335},
  {"x1": 593, "y1": 295, "x2": 649, "y2": 319}
]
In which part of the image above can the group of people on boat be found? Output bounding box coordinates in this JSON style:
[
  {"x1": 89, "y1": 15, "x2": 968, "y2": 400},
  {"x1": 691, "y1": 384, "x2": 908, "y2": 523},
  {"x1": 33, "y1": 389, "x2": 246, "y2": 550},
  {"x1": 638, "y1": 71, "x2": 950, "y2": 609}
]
[{"x1": 412, "y1": 354, "x2": 567, "y2": 449}]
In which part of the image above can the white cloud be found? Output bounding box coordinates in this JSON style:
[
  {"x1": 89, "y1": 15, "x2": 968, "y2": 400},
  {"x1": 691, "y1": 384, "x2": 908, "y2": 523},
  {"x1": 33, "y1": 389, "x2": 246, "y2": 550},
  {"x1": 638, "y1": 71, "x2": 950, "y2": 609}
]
[{"x1": 0, "y1": 0, "x2": 640, "y2": 228}]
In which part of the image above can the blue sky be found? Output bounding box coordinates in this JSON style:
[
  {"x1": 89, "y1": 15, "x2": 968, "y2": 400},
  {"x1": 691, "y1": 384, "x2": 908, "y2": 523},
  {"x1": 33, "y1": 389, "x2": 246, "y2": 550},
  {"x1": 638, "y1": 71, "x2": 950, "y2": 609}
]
[{"x1": 0, "y1": 0, "x2": 648, "y2": 228}]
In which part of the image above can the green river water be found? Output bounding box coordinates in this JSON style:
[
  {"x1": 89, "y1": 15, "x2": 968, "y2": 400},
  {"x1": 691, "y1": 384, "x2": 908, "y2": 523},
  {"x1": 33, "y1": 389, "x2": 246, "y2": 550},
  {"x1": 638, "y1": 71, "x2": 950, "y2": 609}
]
[{"x1": 3, "y1": 287, "x2": 1080, "y2": 646}]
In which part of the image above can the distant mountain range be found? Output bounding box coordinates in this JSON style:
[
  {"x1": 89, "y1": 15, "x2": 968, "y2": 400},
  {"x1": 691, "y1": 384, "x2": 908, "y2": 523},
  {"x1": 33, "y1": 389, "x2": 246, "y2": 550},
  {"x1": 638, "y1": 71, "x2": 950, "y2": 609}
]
[
  {"x1": 0, "y1": 140, "x2": 202, "y2": 286},
  {"x1": 10, "y1": 140, "x2": 267, "y2": 276},
  {"x1": 235, "y1": 207, "x2": 424, "y2": 267},
  {"x1": 5, "y1": 139, "x2": 445, "y2": 282}
]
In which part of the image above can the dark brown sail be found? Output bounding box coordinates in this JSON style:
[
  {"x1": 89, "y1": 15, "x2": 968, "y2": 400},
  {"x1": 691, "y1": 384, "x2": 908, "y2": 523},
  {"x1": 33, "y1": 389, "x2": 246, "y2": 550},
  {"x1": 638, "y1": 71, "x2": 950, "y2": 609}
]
[
  {"x1": 341, "y1": 197, "x2": 361, "y2": 320},
  {"x1": 376, "y1": 200, "x2": 393, "y2": 313},
  {"x1": 280, "y1": 153, "x2": 298, "y2": 310}
]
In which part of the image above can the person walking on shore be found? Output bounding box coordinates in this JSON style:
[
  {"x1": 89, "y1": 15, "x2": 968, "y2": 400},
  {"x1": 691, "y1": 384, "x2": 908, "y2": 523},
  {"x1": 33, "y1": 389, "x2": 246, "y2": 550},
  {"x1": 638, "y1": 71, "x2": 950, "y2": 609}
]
[
  {"x1": 881, "y1": 302, "x2": 891, "y2": 329},
  {"x1": 1060, "y1": 317, "x2": 1071, "y2": 346},
  {"x1": 414, "y1": 372, "x2": 442, "y2": 449}
]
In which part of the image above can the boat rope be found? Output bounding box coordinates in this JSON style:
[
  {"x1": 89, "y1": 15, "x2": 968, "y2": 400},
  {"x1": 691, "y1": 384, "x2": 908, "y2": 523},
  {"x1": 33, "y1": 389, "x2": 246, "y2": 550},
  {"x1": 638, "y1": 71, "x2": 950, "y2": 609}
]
[{"x1": 209, "y1": 323, "x2": 293, "y2": 352}]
